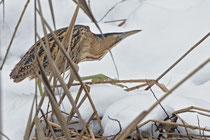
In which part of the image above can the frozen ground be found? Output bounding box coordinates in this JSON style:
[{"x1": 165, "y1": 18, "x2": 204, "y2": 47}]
[{"x1": 1, "y1": 0, "x2": 210, "y2": 139}]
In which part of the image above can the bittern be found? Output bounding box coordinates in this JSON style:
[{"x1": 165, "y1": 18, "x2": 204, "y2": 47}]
[{"x1": 10, "y1": 25, "x2": 141, "y2": 83}]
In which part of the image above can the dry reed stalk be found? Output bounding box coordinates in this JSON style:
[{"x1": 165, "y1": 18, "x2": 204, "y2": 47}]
[
  {"x1": 24, "y1": 96, "x2": 36, "y2": 140},
  {"x1": 33, "y1": 0, "x2": 39, "y2": 109},
  {"x1": 145, "y1": 32, "x2": 210, "y2": 90},
  {"x1": 0, "y1": 0, "x2": 30, "y2": 70},
  {"x1": 0, "y1": 12, "x2": 2, "y2": 140},
  {"x1": 0, "y1": 132, "x2": 10, "y2": 140},
  {"x1": 115, "y1": 58, "x2": 210, "y2": 140},
  {"x1": 48, "y1": 0, "x2": 56, "y2": 30}
]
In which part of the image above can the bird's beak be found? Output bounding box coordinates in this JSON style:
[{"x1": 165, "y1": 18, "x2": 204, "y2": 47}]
[{"x1": 116, "y1": 29, "x2": 142, "y2": 43}]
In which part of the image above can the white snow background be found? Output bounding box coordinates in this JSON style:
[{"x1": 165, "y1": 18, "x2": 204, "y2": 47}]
[{"x1": 1, "y1": 0, "x2": 210, "y2": 139}]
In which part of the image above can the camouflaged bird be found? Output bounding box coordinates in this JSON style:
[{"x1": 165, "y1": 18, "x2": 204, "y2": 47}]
[{"x1": 10, "y1": 25, "x2": 141, "y2": 83}]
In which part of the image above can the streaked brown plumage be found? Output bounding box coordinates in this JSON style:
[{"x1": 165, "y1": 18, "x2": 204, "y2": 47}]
[{"x1": 10, "y1": 25, "x2": 141, "y2": 83}]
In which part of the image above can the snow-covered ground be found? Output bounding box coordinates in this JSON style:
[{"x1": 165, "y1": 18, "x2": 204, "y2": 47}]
[{"x1": 1, "y1": 0, "x2": 210, "y2": 139}]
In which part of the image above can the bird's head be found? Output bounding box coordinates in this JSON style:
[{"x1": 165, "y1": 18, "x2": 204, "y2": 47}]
[
  {"x1": 103, "y1": 29, "x2": 142, "y2": 48},
  {"x1": 81, "y1": 29, "x2": 142, "y2": 62}
]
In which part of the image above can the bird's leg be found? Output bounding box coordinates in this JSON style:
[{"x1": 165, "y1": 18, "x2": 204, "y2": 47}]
[
  {"x1": 79, "y1": 74, "x2": 127, "y2": 88},
  {"x1": 80, "y1": 74, "x2": 113, "y2": 83}
]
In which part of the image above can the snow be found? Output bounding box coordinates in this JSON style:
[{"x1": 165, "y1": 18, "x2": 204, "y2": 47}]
[{"x1": 1, "y1": 0, "x2": 210, "y2": 139}]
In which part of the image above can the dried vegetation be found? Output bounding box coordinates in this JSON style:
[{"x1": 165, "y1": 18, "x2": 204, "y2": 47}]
[{"x1": 0, "y1": 0, "x2": 210, "y2": 140}]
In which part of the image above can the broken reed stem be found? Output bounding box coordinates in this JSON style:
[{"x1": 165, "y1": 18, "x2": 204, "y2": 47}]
[
  {"x1": 125, "y1": 80, "x2": 169, "y2": 92},
  {"x1": 118, "y1": 19, "x2": 126, "y2": 27},
  {"x1": 115, "y1": 58, "x2": 210, "y2": 140},
  {"x1": 145, "y1": 32, "x2": 210, "y2": 90},
  {"x1": 104, "y1": 19, "x2": 126, "y2": 23},
  {"x1": 0, "y1": 0, "x2": 30, "y2": 70},
  {"x1": 125, "y1": 80, "x2": 155, "y2": 92}
]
